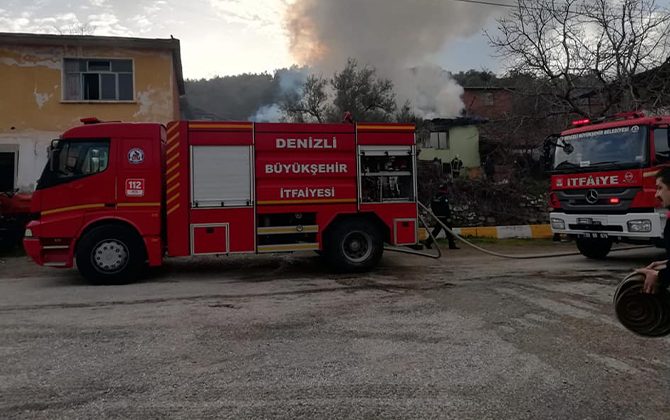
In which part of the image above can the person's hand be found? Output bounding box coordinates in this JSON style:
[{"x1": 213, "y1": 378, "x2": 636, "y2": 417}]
[
  {"x1": 646, "y1": 260, "x2": 668, "y2": 271},
  {"x1": 634, "y1": 268, "x2": 660, "y2": 294}
]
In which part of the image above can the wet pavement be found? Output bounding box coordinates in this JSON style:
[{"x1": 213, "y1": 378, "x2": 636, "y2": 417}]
[{"x1": 1, "y1": 240, "x2": 669, "y2": 419}]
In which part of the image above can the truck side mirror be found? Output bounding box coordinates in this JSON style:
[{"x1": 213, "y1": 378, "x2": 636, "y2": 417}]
[
  {"x1": 542, "y1": 134, "x2": 559, "y2": 171},
  {"x1": 49, "y1": 149, "x2": 60, "y2": 173}
]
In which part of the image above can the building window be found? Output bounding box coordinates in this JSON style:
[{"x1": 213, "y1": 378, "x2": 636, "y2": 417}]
[
  {"x1": 0, "y1": 150, "x2": 17, "y2": 191},
  {"x1": 63, "y1": 58, "x2": 134, "y2": 101},
  {"x1": 484, "y1": 92, "x2": 494, "y2": 106},
  {"x1": 429, "y1": 131, "x2": 450, "y2": 150}
]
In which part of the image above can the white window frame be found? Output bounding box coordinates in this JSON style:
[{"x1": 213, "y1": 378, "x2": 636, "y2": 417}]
[
  {"x1": 430, "y1": 131, "x2": 450, "y2": 150},
  {"x1": 61, "y1": 57, "x2": 135, "y2": 102}
]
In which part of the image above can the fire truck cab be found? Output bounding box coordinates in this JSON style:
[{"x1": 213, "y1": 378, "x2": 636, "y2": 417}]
[
  {"x1": 547, "y1": 112, "x2": 670, "y2": 258},
  {"x1": 24, "y1": 120, "x2": 420, "y2": 283}
]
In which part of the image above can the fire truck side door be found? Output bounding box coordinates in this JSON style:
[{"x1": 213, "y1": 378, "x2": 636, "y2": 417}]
[{"x1": 37, "y1": 139, "x2": 116, "y2": 236}]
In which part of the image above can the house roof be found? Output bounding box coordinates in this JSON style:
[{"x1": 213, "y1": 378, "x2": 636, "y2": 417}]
[
  {"x1": 0, "y1": 32, "x2": 185, "y2": 95},
  {"x1": 463, "y1": 86, "x2": 513, "y2": 91},
  {"x1": 428, "y1": 117, "x2": 488, "y2": 131}
]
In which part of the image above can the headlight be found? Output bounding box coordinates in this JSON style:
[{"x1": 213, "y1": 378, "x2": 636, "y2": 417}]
[
  {"x1": 628, "y1": 220, "x2": 652, "y2": 233},
  {"x1": 551, "y1": 218, "x2": 565, "y2": 230},
  {"x1": 24, "y1": 228, "x2": 33, "y2": 238}
]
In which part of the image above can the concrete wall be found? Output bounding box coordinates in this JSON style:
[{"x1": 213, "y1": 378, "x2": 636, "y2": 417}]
[
  {"x1": 419, "y1": 125, "x2": 481, "y2": 169},
  {"x1": 0, "y1": 43, "x2": 179, "y2": 191}
]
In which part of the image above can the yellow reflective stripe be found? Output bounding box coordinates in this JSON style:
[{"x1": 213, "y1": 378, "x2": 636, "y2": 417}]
[
  {"x1": 166, "y1": 161, "x2": 180, "y2": 175},
  {"x1": 167, "y1": 203, "x2": 180, "y2": 215},
  {"x1": 257, "y1": 225, "x2": 319, "y2": 234},
  {"x1": 166, "y1": 142, "x2": 180, "y2": 155},
  {"x1": 166, "y1": 194, "x2": 180, "y2": 205},
  {"x1": 41, "y1": 203, "x2": 105, "y2": 216},
  {"x1": 167, "y1": 182, "x2": 180, "y2": 194},
  {"x1": 257, "y1": 198, "x2": 356, "y2": 205},
  {"x1": 257, "y1": 243, "x2": 319, "y2": 252},
  {"x1": 167, "y1": 133, "x2": 179, "y2": 145},
  {"x1": 166, "y1": 153, "x2": 180, "y2": 166},
  {"x1": 167, "y1": 172, "x2": 180, "y2": 184},
  {"x1": 167, "y1": 123, "x2": 180, "y2": 135}
]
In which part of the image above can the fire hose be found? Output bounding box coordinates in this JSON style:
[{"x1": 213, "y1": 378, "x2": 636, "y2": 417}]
[
  {"x1": 613, "y1": 272, "x2": 670, "y2": 337},
  {"x1": 385, "y1": 201, "x2": 651, "y2": 260}
]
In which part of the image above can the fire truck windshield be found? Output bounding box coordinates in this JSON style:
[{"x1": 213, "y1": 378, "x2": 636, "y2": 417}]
[
  {"x1": 552, "y1": 125, "x2": 648, "y2": 172},
  {"x1": 36, "y1": 139, "x2": 110, "y2": 190}
]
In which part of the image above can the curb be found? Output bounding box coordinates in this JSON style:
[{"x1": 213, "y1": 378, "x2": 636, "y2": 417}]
[{"x1": 432, "y1": 224, "x2": 553, "y2": 240}]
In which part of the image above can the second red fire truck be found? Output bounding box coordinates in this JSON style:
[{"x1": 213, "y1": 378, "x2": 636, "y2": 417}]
[
  {"x1": 547, "y1": 112, "x2": 670, "y2": 258},
  {"x1": 23, "y1": 119, "x2": 420, "y2": 283}
]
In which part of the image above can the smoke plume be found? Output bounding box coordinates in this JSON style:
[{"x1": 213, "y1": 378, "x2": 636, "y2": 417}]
[
  {"x1": 284, "y1": 0, "x2": 497, "y2": 118},
  {"x1": 250, "y1": 66, "x2": 309, "y2": 122}
]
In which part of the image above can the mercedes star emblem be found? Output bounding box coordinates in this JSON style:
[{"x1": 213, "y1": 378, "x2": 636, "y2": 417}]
[{"x1": 585, "y1": 189, "x2": 599, "y2": 204}]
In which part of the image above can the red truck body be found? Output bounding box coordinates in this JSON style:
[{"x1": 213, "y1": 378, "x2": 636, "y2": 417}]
[
  {"x1": 24, "y1": 120, "x2": 419, "y2": 282},
  {"x1": 0, "y1": 191, "x2": 32, "y2": 248},
  {"x1": 548, "y1": 113, "x2": 670, "y2": 258}
]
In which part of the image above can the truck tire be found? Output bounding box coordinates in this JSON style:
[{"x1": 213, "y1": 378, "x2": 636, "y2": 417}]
[
  {"x1": 576, "y1": 237, "x2": 612, "y2": 259},
  {"x1": 325, "y1": 219, "x2": 383, "y2": 272},
  {"x1": 76, "y1": 225, "x2": 146, "y2": 285}
]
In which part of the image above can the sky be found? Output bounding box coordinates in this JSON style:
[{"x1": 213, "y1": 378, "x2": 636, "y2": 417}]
[
  {"x1": 2, "y1": 0, "x2": 669, "y2": 115},
  {"x1": 0, "y1": 0, "x2": 509, "y2": 79}
]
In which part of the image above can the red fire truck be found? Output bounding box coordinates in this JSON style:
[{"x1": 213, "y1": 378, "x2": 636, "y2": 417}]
[
  {"x1": 547, "y1": 112, "x2": 670, "y2": 258},
  {"x1": 0, "y1": 190, "x2": 32, "y2": 249},
  {"x1": 23, "y1": 119, "x2": 420, "y2": 283}
]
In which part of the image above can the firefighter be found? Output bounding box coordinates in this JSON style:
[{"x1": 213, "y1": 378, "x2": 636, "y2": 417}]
[
  {"x1": 451, "y1": 155, "x2": 463, "y2": 178},
  {"x1": 635, "y1": 166, "x2": 670, "y2": 293},
  {"x1": 425, "y1": 183, "x2": 459, "y2": 250}
]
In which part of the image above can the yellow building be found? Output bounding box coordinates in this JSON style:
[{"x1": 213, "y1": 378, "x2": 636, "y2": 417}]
[{"x1": 0, "y1": 32, "x2": 185, "y2": 192}]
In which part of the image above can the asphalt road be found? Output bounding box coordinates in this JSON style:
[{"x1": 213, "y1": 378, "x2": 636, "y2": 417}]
[{"x1": 1, "y1": 241, "x2": 669, "y2": 419}]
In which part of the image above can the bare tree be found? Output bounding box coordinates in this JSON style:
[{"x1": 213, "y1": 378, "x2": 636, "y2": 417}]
[
  {"x1": 329, "y1": 58, "x2": 397, "y2": 122},
  {"x1": 280, "y1": 74, "x2": 331, "y2": 123},
  {"x1": 281, "y1": 59, "x2": 398, "y2": 123},
  {"x1": 53, "y1": 23, "x2": 96, "y2": 35},
  {"x1": 488, "y1": 0, "x2": 670, "y2": 117}
]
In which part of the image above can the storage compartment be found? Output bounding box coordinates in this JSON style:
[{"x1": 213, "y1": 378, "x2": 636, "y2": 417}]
[
  {"x1": 394, "y1": 218, "x2": 417, "y2": 245},
  {"x1": 191, "y1": 224, "x2": 229, "y2": 255},
  {"x1": 191, "y1": 146, "x2": 252, "y2": 207},
  {"x1": 360, "y1": 146, "x2": 415, "y2": 203}
]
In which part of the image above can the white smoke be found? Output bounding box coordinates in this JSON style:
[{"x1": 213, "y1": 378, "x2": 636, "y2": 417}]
[
  {"x1": 284, "y1": 0, "x2": 499, "y2": 118},
  {"x1": 249, "y1": 66, "x2": 309, "y2": 122},
  {"x1": 251, "y1": 104, "x2": 283, "y2": 122},
  {"x1": 394, "y1": 66, "x2": 465, "y2": 119}
]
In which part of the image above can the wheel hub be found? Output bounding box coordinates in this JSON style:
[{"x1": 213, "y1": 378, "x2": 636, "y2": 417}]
[
  {"x1": 92, "y1": 240, "x2": 128, "y2": 272},
  {"x1": 342, "y1": 231, "x2": 372, "y2": 263}
]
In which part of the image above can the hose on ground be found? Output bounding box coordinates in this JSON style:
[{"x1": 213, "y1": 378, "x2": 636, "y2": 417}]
[
  {"x1": 613, "y1": 272, "x2": 670, "y2": 337},
  {"x1": 418, "y1": 202, "x2": 652, "y2": 260}
]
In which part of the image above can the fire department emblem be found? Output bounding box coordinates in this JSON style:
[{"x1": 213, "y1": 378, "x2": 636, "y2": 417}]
[
  {"x1": 128, "y1": 148, "x2": 145, "y2": 164},
  {"x1": 556, "y1": 178, "x2": 563, "y2": 187},
  {"x1": 624, "y1": 171, "x2": 634, "y2": 183}
]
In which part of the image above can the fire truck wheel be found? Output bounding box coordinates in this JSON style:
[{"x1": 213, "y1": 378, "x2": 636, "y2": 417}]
[
  {"x1": 76, "y1": 225, "x2": 146, "y2": 285},
  {"x1": 325, "y1": 219, "x2": 383, "y2": 272},
  {"x1": 576, "y1": 237, "x2": 612, "y2": 259}
]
